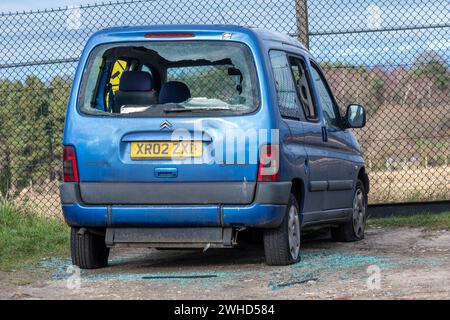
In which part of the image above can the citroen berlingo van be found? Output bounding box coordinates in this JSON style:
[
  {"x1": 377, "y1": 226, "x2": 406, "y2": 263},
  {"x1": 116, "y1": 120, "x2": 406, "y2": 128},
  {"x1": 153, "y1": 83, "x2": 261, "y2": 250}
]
[{"x1": 60, "y1": 25, "x2": 369, "y2": 269}]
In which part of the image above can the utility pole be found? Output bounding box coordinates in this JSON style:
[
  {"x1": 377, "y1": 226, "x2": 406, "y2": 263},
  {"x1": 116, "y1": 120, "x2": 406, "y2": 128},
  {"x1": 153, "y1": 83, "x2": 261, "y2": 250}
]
[{"x1": 295, "y1": 0, "x2": 309, "y2": 48}]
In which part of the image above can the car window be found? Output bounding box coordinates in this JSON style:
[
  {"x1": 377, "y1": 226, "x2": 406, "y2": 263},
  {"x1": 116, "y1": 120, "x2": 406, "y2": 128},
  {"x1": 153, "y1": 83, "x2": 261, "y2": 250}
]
[
  {"x1": 141, "y1": 64, "x2": 155, "y2": 79},
  {"x1": 78, "y1": 41, "x2": 259, "y2": 117},
  {"x1": 310, "y1": 63, "x2": 341, "y2": 129},
  {"x1": 141, "y1": 65, "x2": 152, "y2": 73},
  {"x1": 167, "y1": 65, "x2": 240, "y2": 105},
  {"x1": 289, "y1": 56, "x2": 316, "y2": 120},
  {"x1": 269, "y1": 50, "x2": 301, "y2": 119}
]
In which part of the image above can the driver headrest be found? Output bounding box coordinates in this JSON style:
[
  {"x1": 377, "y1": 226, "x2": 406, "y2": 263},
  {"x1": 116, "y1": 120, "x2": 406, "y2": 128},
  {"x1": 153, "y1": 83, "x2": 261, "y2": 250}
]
[{"x1": 119, "y1": 71, "x2": 154, "y2": 92}]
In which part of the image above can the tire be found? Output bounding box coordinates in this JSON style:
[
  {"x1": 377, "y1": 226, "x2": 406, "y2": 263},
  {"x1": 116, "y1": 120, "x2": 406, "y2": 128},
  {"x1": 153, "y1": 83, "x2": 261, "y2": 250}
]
[
  {"x1": 331, "y1": 179, "x2": 368, "y2": 242},
  {"x1": 263, "y1": 194, "x2": 301, "y2": 266},
  {"x1": 71, "y1": 227, "x2": 110, "y2": 269}
]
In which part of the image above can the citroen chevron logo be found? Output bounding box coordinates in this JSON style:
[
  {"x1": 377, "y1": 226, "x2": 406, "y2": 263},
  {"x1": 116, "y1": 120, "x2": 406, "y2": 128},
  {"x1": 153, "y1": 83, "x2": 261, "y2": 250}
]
[{"x1": 160, "y1": 120, "x2": 173, "y2": 131}]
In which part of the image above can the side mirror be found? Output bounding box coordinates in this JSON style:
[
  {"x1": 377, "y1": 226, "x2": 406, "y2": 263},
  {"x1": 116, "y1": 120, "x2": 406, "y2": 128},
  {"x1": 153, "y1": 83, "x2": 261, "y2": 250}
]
[{"x1": 345, "y1": 104, "x2": 366, "y2": 128}]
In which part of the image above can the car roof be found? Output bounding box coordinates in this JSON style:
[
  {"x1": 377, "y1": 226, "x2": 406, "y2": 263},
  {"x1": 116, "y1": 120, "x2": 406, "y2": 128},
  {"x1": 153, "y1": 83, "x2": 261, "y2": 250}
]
[
  {"x1": 90, "y1": 24, "x2": 308, "y2": 52},
  {"x1": 250, "y1": 27, "x2": 307, "y2": 50}
]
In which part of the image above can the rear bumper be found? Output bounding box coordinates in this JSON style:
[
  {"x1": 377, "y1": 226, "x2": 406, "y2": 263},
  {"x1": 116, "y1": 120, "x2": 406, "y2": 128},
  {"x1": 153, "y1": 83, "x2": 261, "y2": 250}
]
[{"x1": 60, "y1": 181, "x2": 291, "y2": 228}]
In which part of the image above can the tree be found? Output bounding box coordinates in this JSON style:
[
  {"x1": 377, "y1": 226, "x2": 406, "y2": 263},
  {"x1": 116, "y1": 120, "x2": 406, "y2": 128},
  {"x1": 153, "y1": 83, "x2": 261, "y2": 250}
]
[
  {"x1": 411, "y1": 51, "x2": 450, "y2": 91},
  {"x1": 0, "y1": 79, "x2": 24, "y2": 195},
  {"x1": 6, "y1": 76, "x2": 49, "y2": 192}
]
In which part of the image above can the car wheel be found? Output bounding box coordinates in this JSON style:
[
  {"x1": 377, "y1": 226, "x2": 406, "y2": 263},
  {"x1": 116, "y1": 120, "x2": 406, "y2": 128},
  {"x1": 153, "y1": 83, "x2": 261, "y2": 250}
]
[
  {"x1": 263, "y1": 194, "x2": 301, "y2": 266},
  {"x1": 331, "y1": 179, "x2": 368, "y2": 242},
  {"x1": 71, "y1": 227, "x2": 109, "y2": 269}
]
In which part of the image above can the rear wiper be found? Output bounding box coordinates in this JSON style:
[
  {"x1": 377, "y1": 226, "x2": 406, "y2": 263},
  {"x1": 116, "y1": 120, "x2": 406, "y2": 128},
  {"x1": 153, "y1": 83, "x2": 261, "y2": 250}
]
[
  {"x1": 163, "y1": 107, "x2": 193, "y2": 113},
  {"x1": 163, "y1": 107, "x2": 231, "y2": 113}
]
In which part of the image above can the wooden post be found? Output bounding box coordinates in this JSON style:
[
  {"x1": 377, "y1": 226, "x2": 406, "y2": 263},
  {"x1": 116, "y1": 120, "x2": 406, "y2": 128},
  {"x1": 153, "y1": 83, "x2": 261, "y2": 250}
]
[{"x1": 295, "y1": 0, "x2": 309, "y2": 48}]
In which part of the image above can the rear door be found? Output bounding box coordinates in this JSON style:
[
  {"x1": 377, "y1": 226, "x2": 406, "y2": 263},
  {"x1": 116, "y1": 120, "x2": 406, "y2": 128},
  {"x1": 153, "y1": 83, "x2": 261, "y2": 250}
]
[
  {"x1": 309, "y1": 61, "x2": 355, "y2": 210},
  {"x1": 75, "y1": 116, "x2": 260, "y2": 205},
  {"x1": 268, "y1": 50, "x2": 309, "y2": 204},
  {"x1": 288, "y1": 54, "x2": 328, "y2": 213},
  {"x1": 71, "y1": 40, "x2": 262, "y2": 205},
  {"x1": 268, "y1": 50, "x2": 327, "y2": 214}
]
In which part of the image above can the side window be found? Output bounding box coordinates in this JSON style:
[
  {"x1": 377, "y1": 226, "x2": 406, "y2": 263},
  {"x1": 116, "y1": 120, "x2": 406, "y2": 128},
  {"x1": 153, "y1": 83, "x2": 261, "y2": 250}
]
[
  {"x1": 167, "y1": 65, "x2": 237, "y2": 102},
  {"x1": 289, "y1": 57, "x2": 316, "y2": 120},
  {"x1": 141, "y1": 65, "x2": 155, "y2": 78},
  {"x1": 310, "y1": 63, "x2": 341, "y2": 129},
  {"x1": 141, "y1": 65, "x2": 151, "y2": 73},
  {"x1": 269, "y1": 50, "x2": 301, "y2": 119}
]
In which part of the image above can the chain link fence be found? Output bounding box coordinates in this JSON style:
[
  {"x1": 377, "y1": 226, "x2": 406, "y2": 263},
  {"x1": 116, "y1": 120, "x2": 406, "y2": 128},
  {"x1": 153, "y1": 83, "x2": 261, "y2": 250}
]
[{"x1": 0, "y1": 0, "x2": 448, "y2": 218}]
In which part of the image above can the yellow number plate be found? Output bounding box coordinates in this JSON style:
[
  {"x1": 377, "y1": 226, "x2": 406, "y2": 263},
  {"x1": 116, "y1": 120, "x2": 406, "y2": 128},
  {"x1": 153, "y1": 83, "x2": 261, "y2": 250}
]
[{"x1": 130, "y1": 141, "x2": 202, "y2": 159}]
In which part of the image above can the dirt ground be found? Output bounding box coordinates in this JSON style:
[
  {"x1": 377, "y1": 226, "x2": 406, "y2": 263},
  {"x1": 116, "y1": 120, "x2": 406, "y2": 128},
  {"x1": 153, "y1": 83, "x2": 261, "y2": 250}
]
[{"x1": 1, "y1": 227, "x2": 450, "y2": 300}]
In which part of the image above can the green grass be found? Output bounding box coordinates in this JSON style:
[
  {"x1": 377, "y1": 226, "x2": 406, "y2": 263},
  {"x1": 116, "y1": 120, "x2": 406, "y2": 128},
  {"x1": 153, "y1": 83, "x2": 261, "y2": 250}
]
[
  {"x1": 369, "y1": 212, "x2": 450, "y2": 230},
  {"x1": 0, "y1": 199, "x2": 69, "y2": 270}
]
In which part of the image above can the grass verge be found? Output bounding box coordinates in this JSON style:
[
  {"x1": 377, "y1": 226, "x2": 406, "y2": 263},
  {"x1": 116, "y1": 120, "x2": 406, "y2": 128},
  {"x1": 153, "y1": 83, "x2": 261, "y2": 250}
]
[
  {"x1": 369, "y1": 211, "x2": 450, "y2": 230},
  {"x1": 0, "y1": 198, "x2": 69, "y2": 271}
]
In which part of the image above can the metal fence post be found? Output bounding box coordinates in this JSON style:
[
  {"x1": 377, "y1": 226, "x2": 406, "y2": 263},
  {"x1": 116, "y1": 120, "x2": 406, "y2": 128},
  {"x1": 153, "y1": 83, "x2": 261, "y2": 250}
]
[{"x1": 295, "y1": 0, "x2": 309, "y2": 48}]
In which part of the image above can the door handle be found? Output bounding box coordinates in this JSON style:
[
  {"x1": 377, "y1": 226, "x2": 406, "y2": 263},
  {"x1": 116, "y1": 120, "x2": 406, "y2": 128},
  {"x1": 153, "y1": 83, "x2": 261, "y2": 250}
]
[
  {"x1": 155, "y1": 167, "x2": 178, "y2": 178},
  {"x1": 321, "y1": 126, "x2": 328, "y2": 142}
]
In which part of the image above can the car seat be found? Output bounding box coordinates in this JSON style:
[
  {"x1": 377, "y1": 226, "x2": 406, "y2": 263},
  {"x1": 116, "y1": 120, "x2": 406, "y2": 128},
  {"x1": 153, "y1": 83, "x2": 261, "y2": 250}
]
[
  {"x1": 113, "y1": 71, "x2": 158, "y2": 113},
  {"x1": 159, "y1": 81, "x2": 191, "y2": 104}
]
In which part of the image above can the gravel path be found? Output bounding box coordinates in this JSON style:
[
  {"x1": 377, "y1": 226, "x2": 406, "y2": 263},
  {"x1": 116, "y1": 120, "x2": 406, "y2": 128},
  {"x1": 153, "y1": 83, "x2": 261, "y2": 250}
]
[{"x1": 1, "y1": 227, "x2": 450, "y2": 299}]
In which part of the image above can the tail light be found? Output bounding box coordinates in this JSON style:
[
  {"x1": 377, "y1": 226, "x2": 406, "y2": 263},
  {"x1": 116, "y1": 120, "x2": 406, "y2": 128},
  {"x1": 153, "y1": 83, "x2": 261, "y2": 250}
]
[
  {"x1": 257, "y1": 144, "x2": 279, "y2": 182},
  {"x1": 63, "y1": 146, "x2": 79, "y2": 182}
]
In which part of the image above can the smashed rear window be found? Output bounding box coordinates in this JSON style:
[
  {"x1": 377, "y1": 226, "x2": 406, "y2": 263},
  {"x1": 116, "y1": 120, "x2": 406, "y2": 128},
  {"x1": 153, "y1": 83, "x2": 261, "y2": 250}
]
[{"x1": 78, "y1": 41, "x2": 259, "y2": 117}]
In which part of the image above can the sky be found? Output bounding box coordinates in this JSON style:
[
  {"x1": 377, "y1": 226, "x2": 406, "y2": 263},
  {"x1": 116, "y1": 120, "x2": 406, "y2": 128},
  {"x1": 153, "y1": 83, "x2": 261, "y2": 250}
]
[{"x1": 1, "y1": 0, "x2": 98, "y2": 13}]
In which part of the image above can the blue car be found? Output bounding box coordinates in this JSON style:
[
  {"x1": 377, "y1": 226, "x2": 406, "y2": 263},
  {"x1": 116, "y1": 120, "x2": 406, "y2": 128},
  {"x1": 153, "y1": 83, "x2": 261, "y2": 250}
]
[{"x1": 60, "y1": 25, "x2": 369, "y2": 268}]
